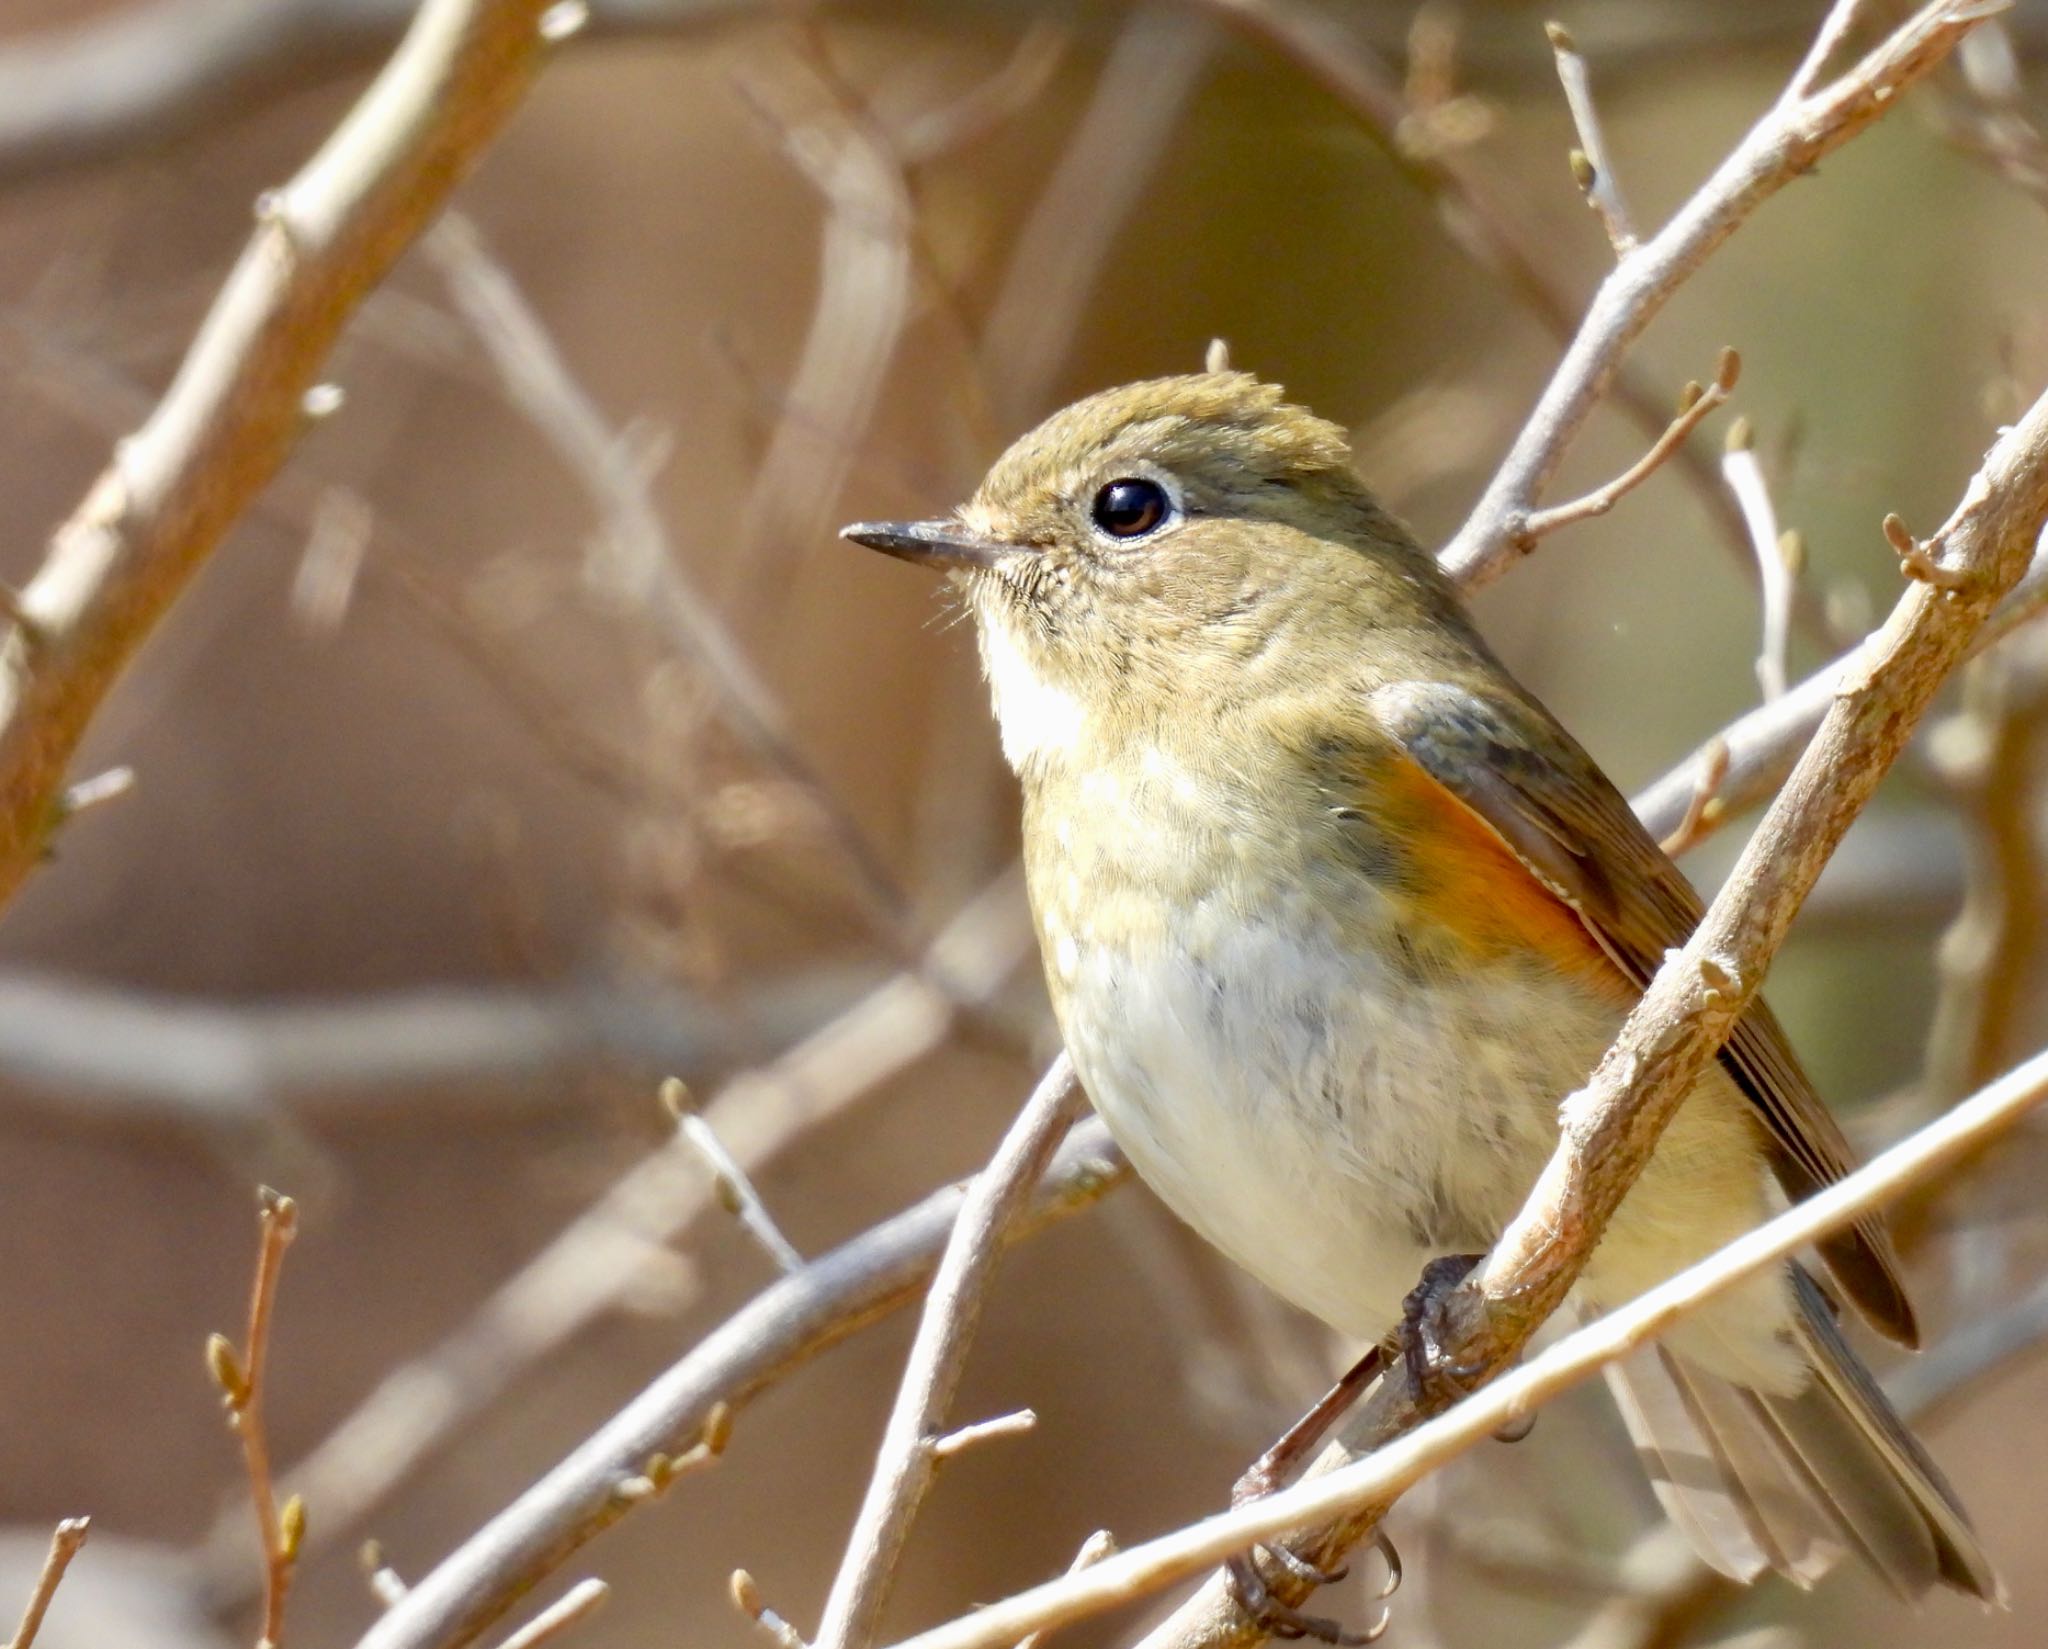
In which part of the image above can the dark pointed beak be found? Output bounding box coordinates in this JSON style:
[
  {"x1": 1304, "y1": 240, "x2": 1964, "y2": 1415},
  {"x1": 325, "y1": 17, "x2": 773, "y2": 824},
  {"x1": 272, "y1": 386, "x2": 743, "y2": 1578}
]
[{"x1": 840, "y1": 518, "x2": 1012, "y2": 572}]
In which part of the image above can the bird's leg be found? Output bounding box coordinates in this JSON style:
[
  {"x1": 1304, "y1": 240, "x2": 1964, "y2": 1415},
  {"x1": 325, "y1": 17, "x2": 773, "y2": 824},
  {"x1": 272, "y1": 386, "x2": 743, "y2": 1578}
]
[
  {"x1": 1224, "y1": 1347, "x2": 1398, "y2": 1645},
  {"x1": 1395, "y1": 1252, "x2": 1537, "y2": 1442}
]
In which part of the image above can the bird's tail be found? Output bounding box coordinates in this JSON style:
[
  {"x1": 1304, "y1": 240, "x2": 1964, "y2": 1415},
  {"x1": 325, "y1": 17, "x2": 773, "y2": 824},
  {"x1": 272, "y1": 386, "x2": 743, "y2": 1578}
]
[{"x1": 1601, "y1": 1265, "x2": 2000, "y2": 1602}]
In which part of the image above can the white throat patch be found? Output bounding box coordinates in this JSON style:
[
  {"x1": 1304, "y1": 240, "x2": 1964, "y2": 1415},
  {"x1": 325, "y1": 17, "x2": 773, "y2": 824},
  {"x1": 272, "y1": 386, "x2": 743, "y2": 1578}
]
[{"x1": 978, "y1": 616, "x2": 1087, "y2": 772}]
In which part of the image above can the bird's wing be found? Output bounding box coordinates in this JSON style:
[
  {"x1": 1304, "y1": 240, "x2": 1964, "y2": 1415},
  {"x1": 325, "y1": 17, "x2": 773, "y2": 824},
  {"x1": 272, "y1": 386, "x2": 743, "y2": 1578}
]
[{"x1": 1367, "y1": 678, "x2": 1916, "y2": 1347}]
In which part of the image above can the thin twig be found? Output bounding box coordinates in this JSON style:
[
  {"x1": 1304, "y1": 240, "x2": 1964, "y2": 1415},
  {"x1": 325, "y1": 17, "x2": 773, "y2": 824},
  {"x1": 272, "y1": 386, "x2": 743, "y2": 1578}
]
[
  {"x1": 1546, "y1": 22, "x2": 1637, "y2": 255},
  {"x1": 732, "y1": 1570, "x2": 809, "y2": 1649},
  {"x1": 1719, "y1": 417, "x2": 1796, "y2": 700},
  {"x1": 661, "y1": 1076, "x2": 805, "y2": 1274},
  {"x1": 207, "y1": 875, "x2": 1032, "y2": 1594},
  {"x1": 812, "y1": 1055, "x2": 1087, "y2": 1649},
  {"x1": 1517, "y1": 348, "x2": 1738, "y2": 544},
  {"x1": 1013, "y1": 1531, "x2": 1117, "y2": 1649},
  {"x1": 344, "y1": 1118, "x2": 1128, "y2": 1649},
  {"x1": 927, "y1": 1409, "x2": 1036, "y2": 1461},
  {"x1": 1785, "y1": 0, "x2": 1880, "y2": 103},
  {"x1": 210, "y1": 1187, "x2": 303, "y2": 1649},
  {"x1": 1439, "y1": 0, "x2": 2000, "y2": 588},
  {"x1": 0, "y1": 0, "x2": 558, "y2": 917},
  {"x1": 361, "y1": 1541, "x2": 410, "y2": 1610},
  {"x1": 488, "y1": 1580, "x2": 607, "y2": 1649},
  {"x1": 4, "y1": 1519, "x2": 89, "y2": 1649},
  {"x1": 1654, "y1": 735, "x2": 1729, "y2": 859},
  {"x1": 879, "y1": 1043, "x2": 2048, "y2": 1649}
]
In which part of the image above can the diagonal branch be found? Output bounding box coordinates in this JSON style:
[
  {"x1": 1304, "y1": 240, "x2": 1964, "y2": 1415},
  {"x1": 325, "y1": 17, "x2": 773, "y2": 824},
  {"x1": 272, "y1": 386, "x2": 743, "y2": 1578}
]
[{"x1": 0, "y1": 0, "x2": 558, "y2": 918}]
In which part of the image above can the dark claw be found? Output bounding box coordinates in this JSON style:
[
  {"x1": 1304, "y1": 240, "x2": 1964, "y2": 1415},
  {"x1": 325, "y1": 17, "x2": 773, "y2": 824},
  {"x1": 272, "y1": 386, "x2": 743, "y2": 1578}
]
[
  {"x1": 1372, "y1": 1529, "x2": 1403, "y2": 1600},
  {"x1": 1223, "y1": 1554, "x2": 1387, "y2": 1647}
]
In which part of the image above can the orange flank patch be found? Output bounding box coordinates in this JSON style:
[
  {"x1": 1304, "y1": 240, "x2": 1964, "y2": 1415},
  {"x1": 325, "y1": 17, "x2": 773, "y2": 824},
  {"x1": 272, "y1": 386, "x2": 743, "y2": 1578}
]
[{"x1": 1371, "y1": 753, "x2": 1633, "y2": 997}]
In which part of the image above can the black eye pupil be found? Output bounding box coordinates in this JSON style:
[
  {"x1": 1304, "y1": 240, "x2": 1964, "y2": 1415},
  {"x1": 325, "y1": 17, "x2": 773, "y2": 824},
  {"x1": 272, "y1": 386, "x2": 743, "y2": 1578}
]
[{"x1": 1091, "y1": 478, "x2": 1169, "y2": 539}]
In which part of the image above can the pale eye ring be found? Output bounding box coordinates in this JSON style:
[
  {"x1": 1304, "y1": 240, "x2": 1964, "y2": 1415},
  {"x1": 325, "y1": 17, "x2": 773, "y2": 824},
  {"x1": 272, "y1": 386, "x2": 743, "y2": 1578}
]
[{"x1": 1090, "y1": 477, "x2": 1172, "y2": 540}]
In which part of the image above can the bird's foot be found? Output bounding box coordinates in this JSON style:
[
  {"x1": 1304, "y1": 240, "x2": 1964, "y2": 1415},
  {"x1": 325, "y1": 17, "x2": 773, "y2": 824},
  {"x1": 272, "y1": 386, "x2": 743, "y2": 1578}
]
[
  {"x1": 1224, "y1": 1349, "x2": 1400, "y2": 1647},
  {"x1": 1394, "y1": 1253, "x2": 1536, "y2": 1441},
  {"x1": 1396, "y1": 1252, "x2": 1488, "y2": 1408}
]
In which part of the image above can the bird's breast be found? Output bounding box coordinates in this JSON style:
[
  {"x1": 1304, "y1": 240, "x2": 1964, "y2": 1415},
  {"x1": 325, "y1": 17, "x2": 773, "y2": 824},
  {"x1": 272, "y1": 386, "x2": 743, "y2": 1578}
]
[{"x1": 1020, "y1": 749, "x2": 1619, "y2": 1336}]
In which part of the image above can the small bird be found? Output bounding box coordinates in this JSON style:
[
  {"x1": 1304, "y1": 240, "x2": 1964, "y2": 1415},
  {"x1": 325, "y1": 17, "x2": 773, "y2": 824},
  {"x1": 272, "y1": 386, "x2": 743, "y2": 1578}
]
[{"x1": 843, "y1": 371, "x2": 1997, "y2": 1618}]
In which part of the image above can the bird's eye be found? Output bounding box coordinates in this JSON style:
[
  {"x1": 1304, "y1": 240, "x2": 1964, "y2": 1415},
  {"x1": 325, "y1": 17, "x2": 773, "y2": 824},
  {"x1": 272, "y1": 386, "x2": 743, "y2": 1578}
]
[{"x1": 1090, "y1": 478, "x2": 1171, "y2": 540}]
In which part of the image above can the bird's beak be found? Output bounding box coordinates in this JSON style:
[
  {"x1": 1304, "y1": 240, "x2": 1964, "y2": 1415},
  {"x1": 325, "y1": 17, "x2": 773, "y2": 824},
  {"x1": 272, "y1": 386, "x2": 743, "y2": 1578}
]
[{"x1": 840, "y1": 518, "x2": 1013, "y2": 572}]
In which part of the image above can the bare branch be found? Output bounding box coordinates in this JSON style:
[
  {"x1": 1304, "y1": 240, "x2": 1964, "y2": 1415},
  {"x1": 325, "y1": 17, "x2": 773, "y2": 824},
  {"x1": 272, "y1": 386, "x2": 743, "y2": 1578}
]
[
  {"x1": 1439, "y1": 0, "x2": 1999, "y2": 588},
  {"x1": 661, "y1": 1076, "x2": 805, "y2": 1274},
  {"x1": 1718, "y1": 417, "x2": 1796, "y2": 700},
  {"x1": 0, "y1": 0, "x2": 558, "y2": 917},
  {"x1": 1517, "y1": 348, "x2": 1738, "y2": 545},
  {"x1": 881, "y1": 1041, "x2": 2048, "y2": 1649},
  {"x1": 1654, "y1": 735, "x2": 1728, "y2": 859},
  {"x1": 488, "y1": 1580, "x2": 607, "y2": 1649},
  {"x1": 0, "y1": 966, "x2": 862, "y2": 1130},
  {"x1": 812, "y1": 1056, "x2": 1086, "y2": 1649},
  {"x1": 211, "y1": 877, "x2": 1033, "y2": 1602},
  {"x1": 1546, "y1": 22, "x2": 1637, "y2": 255},
  {"x1": 4, "y1": 1519, "x2": 89, "y2": 1649},
  {"x1": 209, "y1": 1188, "x2": 303, "y2": 1649},
  {"x1": 1191, "y1": 0, "x2": 1822, "y2": 624},
  {"x1": 343, "y1": 1117, "x2": 1128, "y2": 1649}
]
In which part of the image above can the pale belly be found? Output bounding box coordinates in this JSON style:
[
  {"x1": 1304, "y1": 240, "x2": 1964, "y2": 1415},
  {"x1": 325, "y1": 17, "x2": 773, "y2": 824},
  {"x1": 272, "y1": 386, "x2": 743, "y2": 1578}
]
[{"x1": 1049, "y1": 898, "x2": 1798, "y2": 1387}]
